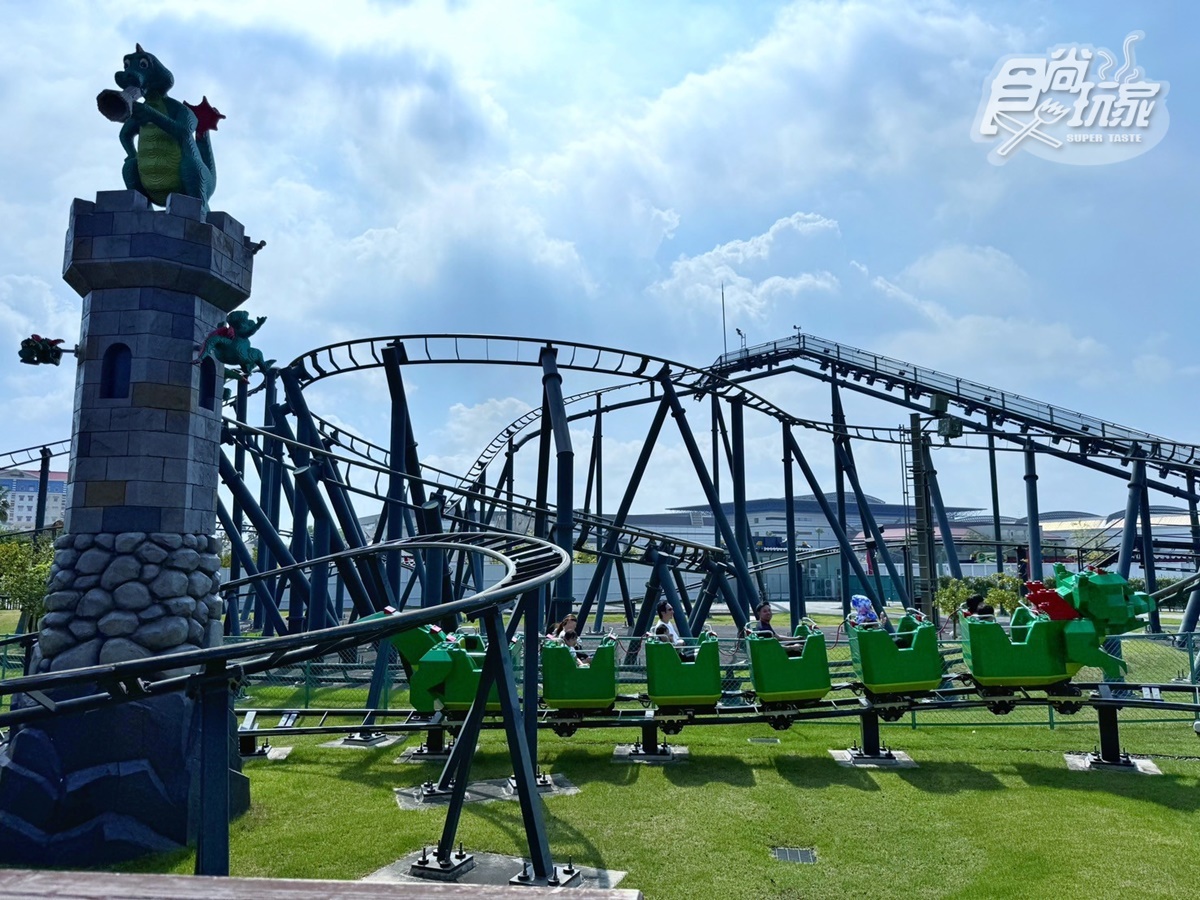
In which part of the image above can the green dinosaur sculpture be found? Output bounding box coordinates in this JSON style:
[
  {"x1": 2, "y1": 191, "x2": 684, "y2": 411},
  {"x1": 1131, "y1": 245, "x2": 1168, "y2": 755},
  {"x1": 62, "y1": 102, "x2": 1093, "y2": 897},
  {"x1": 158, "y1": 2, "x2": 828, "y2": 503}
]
[
  {"x1": 1052, "y1": 563, "x2": 1156, "y2": 636},
  {"x1": 194, "y1": 311, "x2": 275, "y2": 379},
  {"x1": 104, "y1": 45, "x2": 223, "y2": 212},
  {"x1": 1052, "y1": 563, "x2": 1156, "y2": 679}
]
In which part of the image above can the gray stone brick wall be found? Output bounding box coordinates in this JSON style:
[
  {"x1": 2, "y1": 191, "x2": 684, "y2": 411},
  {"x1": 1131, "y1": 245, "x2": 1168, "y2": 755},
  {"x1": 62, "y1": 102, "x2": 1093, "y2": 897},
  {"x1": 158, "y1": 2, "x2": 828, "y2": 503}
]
[
  {"x1": 47, "y1": 189, "x2": 260, "y2": 658},
  {"x1": 61, "y1": 190, "x2": 257, "y2": 538},
  {"x1": 37, "y1": 532, "x2": 223, "y2": 672}
]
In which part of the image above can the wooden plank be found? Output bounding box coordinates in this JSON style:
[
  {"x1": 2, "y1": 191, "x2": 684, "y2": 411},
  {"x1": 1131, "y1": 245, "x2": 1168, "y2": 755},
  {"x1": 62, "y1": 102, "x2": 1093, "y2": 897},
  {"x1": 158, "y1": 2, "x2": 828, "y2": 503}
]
[{"x1": 0, "y1": 870, "x2": 643, "y2": 899}]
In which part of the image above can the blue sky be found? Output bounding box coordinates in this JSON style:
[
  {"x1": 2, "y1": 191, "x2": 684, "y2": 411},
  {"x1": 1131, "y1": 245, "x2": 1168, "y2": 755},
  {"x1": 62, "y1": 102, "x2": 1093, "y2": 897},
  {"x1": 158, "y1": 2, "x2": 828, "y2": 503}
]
[{"x1": 0, "y1": 0, "x2": 1195, "y2": 522}]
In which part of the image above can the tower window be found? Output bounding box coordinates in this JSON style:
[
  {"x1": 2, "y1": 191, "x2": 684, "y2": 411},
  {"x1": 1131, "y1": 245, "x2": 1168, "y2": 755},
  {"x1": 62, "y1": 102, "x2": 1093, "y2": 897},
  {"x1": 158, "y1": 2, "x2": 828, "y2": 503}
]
[
  {"x1": 199, "y1": 358, "x2": 218, "y2": 410},
  {"x1": 99, "y1": 342, "x2": 131, "y2": 399}
]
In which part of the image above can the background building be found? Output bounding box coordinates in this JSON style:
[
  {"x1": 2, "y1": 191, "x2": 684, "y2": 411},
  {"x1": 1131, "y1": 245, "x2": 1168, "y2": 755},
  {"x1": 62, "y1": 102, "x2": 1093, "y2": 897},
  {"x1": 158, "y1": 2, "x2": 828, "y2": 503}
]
[{"x1": 0, "y1": 468, "x2": 67, "y2": 531}]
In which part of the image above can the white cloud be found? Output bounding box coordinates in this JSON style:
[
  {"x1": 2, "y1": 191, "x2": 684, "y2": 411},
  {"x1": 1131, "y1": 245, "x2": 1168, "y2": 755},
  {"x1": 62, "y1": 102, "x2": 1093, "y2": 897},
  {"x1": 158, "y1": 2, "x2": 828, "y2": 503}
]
[
  {"x1": 651, "y1": 213, "x2": 840, "y2": 320},
  {"x1": 898, "y1": 244, "x2": 1031, "y2": 311}
]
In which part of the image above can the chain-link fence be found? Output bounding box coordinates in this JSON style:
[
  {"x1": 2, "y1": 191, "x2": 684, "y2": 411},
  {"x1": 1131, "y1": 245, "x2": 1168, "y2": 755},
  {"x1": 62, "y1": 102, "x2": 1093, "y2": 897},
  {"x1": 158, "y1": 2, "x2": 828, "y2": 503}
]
[{"x1": 227, "y1": 631, "x2": 1200, "y2": 730}]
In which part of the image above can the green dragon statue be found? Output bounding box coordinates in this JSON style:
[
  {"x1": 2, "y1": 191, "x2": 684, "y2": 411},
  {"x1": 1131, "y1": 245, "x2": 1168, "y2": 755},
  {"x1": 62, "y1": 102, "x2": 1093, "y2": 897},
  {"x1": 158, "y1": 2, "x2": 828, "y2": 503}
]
[
  {"x1": 102, "y1": 45, "x2": 224, "y2": 212},
  {"x1": 194, "y1": 311, "x2": 275, "y2": 379}
]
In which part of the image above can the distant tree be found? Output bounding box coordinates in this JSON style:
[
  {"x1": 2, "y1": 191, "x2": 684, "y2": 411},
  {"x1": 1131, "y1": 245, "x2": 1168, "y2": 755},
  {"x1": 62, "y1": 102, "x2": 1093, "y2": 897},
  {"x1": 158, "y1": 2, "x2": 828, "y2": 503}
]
[
  {"x1": 0, "y1": 485, "x2": 9, "y2": 527},
  {"x1": 934, "y1": 577, "x2": 975, "y2": 635},
  {"x1": 0, "y1": 537, "x2": 53, "y2": 622}
]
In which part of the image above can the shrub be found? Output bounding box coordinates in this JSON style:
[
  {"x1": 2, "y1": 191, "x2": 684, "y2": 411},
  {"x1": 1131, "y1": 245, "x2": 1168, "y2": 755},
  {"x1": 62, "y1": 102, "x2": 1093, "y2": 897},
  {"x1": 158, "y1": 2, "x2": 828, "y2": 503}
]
[
  {"x1": 0, "y1": 537, "x2": 54, "y2": 622},
  {"x1": 934, "y1": 577, "x2": 974, "y2": 619}
]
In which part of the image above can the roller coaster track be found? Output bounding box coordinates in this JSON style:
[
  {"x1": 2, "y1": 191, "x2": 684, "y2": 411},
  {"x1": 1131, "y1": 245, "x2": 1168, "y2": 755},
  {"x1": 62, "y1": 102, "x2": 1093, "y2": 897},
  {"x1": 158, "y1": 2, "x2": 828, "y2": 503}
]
[
  {"x1": 0, "y1": 532, "x2": 569, "y2": 730},
  {"x1": 223, "y1": 419, "x2": 728, "y2": 569},
  {"x1": 712, "y1": 332, "x2": 1200, "y2": 476},
  {"x1": 0, "y1": 441, "x2": 70, "y2": 471},
  {"x1": 231, "y1": 680, "x2": 1200, "y2": 742},
  {"x1": 277, "y1": 334, "x2": 913, "y2": 486}
]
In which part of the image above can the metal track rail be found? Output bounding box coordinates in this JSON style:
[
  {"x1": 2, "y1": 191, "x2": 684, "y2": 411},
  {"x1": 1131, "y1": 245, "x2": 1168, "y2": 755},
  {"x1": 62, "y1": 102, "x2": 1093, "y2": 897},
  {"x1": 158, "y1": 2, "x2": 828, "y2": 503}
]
[
  {"x1": 0, "y1": 533, "x2": 569, "y2": 730},
  {"x1": 222, "y1": 419, "x2": 727, "y2": 569},
  {"x1": 0, "y1": 441, "x2": 70, "y2": 470},
  {"x1": 711, "y1": 332, "x2": 1200, "y2": 475},
  {"x1": 231, "y1": 681, "x2": 1200, "y2": 741}
]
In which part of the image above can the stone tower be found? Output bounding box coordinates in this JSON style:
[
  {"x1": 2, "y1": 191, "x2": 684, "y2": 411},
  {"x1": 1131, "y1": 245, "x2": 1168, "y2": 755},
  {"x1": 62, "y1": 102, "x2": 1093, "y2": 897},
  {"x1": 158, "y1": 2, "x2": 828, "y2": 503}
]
[{"x1": 0, "y1": 189, "x2": 257, "y2": 864}]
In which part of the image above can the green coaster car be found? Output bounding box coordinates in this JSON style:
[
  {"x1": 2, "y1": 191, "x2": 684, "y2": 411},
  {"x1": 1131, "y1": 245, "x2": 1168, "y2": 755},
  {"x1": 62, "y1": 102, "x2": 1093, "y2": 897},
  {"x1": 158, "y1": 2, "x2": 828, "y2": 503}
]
[
  {"x1": 541, "y1": 636, "x2": 618, "y2": 711},
  {"x1": 645, "y1": 632, "x2": 722, "y2": 708},
  {"x1": 387, "y1": 623, "x2": 514, "y2": 713},
  {"x1": 960, "y1": 606, "x2": 1083, "y2": 687},
  {"x1": 960, "y1": 565, "x2": 1156, "y2": 687},
  {"x1": 745, "y1": 620, "x2": 832, "y2": 704},
  {"x1": 847, "y1": 612, "x2": 942, "y2": 695}
]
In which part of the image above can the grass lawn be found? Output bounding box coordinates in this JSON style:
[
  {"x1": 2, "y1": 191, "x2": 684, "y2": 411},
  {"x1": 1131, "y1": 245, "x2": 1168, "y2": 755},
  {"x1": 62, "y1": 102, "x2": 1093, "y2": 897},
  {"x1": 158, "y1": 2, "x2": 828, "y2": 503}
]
[
  {"x1": 117, "y1": 718, "x2": 1200, "y2": 899},
  {"x1": 0, "y1": 610, "x2": 20, "y2": 635}
]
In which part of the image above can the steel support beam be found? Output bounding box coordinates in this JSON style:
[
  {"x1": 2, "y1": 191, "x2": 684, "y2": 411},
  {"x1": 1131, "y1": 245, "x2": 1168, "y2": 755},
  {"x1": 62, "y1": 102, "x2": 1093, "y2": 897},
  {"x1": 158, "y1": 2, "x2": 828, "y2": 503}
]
[
  {"x1": 731, "y1": 397, "x2": 751, "y2": 610},
  {"x1": 1138, "y1": 478, "x2": 1163, "y2": 632},
  {"x1": 194, "y1": 660, "x2": 231, "y2": 876},
  {"x1": 783, "y1": 424, "x2": 800, "y2": 623},
  {"x1": 290, "y1": 466, "x2": 378, "y2": 620},
  {"x1": 218, "y1": 452, "x2": 313, "y2": 618},
  {"x1": 1117, "y1": 451, "x2": 1145, "y2": 579},
  {"x1": 216, "y1": 499, "x2": 288, "y2": 637},
  {"x1": 909, "y1": 416, "x2": 935, "y2": 617},
  {"x1": 832, "y1": 384, "x2": 851, "y2": 614},
  {"x1": 434, "y1": 606, "x2": 555, "y2": 879},
  {"x1": 1023, "y1": 444, "x2": 1043, "y2": 583},
  {"x1": 382, "y1": 345, "x2": 412, "y2": 601},
  {"x1": 832, "y1": 440, "x2": 910, "y2": 608},
  {"x1": 988, "y1": 432, "x2": 1004, "y2": 574},
  {"x1": 34, "y1": 446, "x2": 50, "y2": 536},
  {"x1": 1180, "y1": 474, "x2": 1200, "y2": 634},
  {"x1": 657, "y1": 373, "x2": 753, "y2": 629},
  {"x1": 924, "y1": 441, "x2": 962, "y2": 581},
  {"x1": 784, "y1": 428, "x2": 883, "y2": 616},
  {"x1": 540, "y1": 347, "x2": 575, "y2": 625},
  {"x1": 577, "y1": 397, "x2": 670, "y2": 631}
]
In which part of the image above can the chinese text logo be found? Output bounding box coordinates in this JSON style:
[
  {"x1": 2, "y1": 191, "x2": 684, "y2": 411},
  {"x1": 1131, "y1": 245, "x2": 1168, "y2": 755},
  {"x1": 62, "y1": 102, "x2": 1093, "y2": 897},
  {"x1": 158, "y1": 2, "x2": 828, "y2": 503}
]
[{"x1": 973, "y1": 32, "x2": 1169, "y2": 166}]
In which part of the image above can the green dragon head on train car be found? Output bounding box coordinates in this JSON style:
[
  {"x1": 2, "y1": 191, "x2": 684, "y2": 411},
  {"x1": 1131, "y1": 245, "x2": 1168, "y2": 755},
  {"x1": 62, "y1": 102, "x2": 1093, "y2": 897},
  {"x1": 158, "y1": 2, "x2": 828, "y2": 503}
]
[{"x1": 1052, "y1": 563, "x2": 1156, "y2": 636}]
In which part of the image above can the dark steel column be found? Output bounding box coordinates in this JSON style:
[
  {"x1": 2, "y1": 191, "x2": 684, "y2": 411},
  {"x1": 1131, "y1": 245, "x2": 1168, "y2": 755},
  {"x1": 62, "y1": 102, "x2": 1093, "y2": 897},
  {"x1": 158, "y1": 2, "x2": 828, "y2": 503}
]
[
  {"x1": 1180, "y1": 474, "x2": 1200, "y2": 634},
  {"x1": 783, "y1": 424, "x2": 799, "y2": 624},
  {"x1": 1138, "y1": 479, "x2": 1163, "y2": 632},
  {"x1": 194, "y1": 661, "x2": 231, "y2": 876},
  {"x1": 1024, "y1": 444, "x2": 1043, "y2": 583},
  {"x1": 833, "y1": 441, "x2": 910, "y2": 608},
  {"x1": 924, "y1": 442, "x2": 962, "y2": 580},
  {"x1": 832, "y1": 385, "x2": 851, "y2": 612},
  {"x1": 218, "y1": 452, "x2": 312, "y2": 616},
  {"x1": 577, "y1": 399, "x2": 670, "y2": 630},
  {"x1": 909, "y1": 415, "x2": 935, "y2": 617},
  {"x1": 540, "y1": 346, "x2": 575, "y2": 625},
  {"x1": 784, "y1": 429, "x2": 882, "y2": 616},
  {"x1": 216, "y1": 498, "x2": 287, "y2": 635},
  {"x1": 34, "y1": 446, "x2": 51, "y2": 536},
  {"x1": 255, "y1": 372, "x2": 278, "y2": 633},
  {"x1": 1116, "y1": 451, "x2": 1144, "y2": 579},
  {"x1": 658, "y1": 374, "x2": 753, "y2": 629},
  {"x1": 730, "y1": 397, "x2": 751, "y2": 611},
  {"x1": 712, "y1": 393, "x2": 722, "y2": 547},
  {"x1": 383, "y1": 345, "x2": 411, "y2": 601},
  {"x1": 988, "y1": 431, "x2": 1003, "y2": 574}
]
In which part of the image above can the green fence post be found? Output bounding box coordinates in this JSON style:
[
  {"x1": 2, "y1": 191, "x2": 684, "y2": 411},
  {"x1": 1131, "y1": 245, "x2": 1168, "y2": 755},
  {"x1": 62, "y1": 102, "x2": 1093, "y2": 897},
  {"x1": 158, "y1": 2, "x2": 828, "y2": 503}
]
[{"x1": 1047, "y1": 705, "x2": 1055, "y2": 731}]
